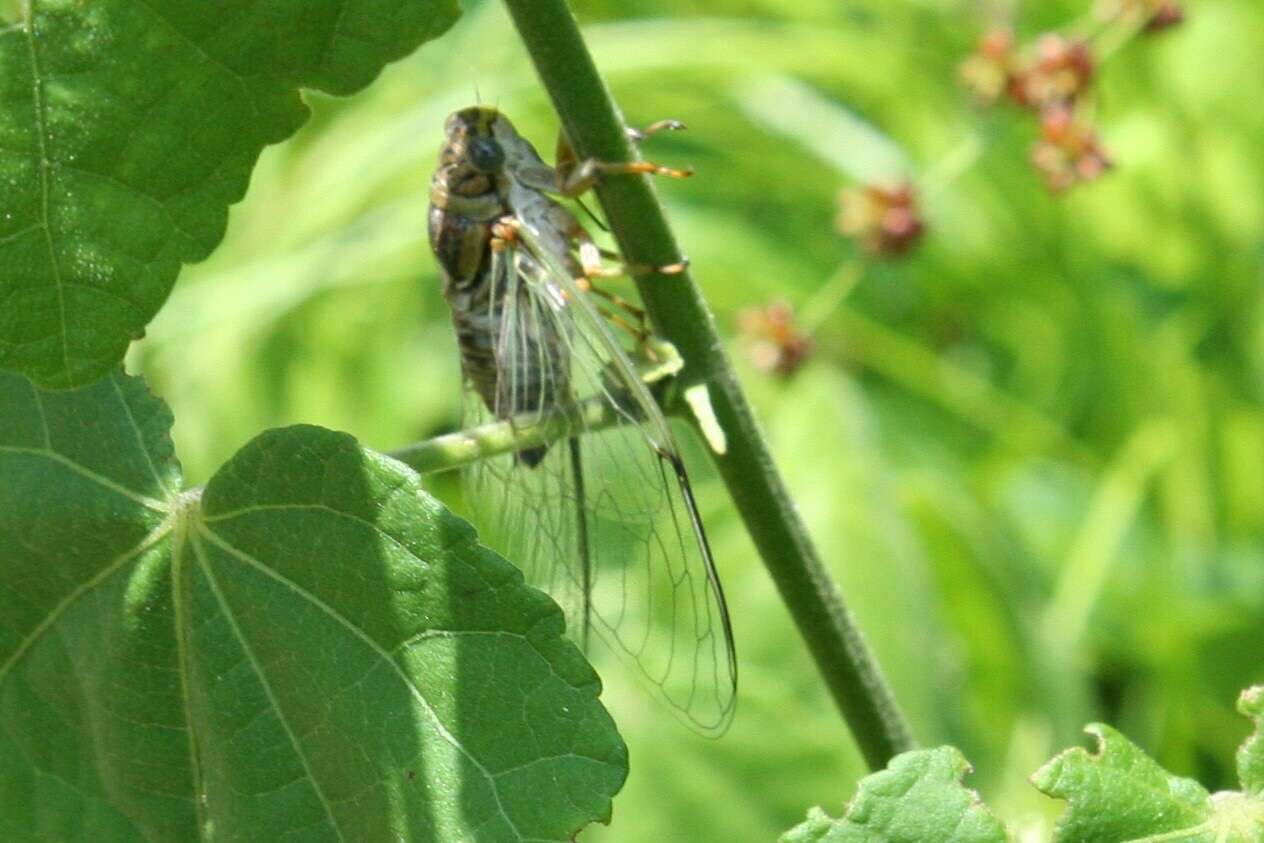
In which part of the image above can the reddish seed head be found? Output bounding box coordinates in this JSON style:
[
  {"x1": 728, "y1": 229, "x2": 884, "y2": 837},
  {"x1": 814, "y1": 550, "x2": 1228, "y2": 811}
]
[
  {"x1": 1145, "y1": 1, "x2": 1185, "y2": 32},
  {"x1": 738, "y1": 301, "x2": 814, "y2": 379},
  {"x1": 980, "y1": 27, "x2": 1015, "y2": 60},
  {"x1": 959, "y1": 27, "x2": 1017, "y2": 103},
  {"x1": 1101, "y1": 0, "x2": 1186, "y2": 32},
  {"x1": 1031, "y1": 106, "x2": 1112, "y2": 191},
  {"x1": 837, "y1": 181, "x2": 926, "y2": 257},
  {"x1": 1010, "y1": 34, "x2": 1095, "y2": 109}
]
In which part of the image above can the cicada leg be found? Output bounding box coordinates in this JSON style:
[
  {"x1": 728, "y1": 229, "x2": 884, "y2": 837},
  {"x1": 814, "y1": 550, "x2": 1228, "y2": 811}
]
[
  {"x1": 554, "y1": 120, "x2": 687, "y2": 173},
  {"x1": 573, "y1": 226, "x2": 688, "y2": 280},
  {"x1": 625, "y1": 119, "x2": 687, "y2": 142},
  {"x1": 592, "y1": 299, "x2": 650, "y2": 344},
  {"x1": 555, "y1": 119, "x2": 693, "y2": 198},
  {"x1": 559, "y1": 158, "x2": 694, "y2": 197},
  {"x1": 489, "y1": 216, "x2": 525, "y2": 253},
  {"x1": 597, "y1": 247, "x2": 690, "y2": 278},
  {"x1": 565, "y1": 211, "x2": 695, "y2": 346}
]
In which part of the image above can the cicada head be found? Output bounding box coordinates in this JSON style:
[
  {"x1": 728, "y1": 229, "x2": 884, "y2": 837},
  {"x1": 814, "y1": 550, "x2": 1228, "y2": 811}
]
[
  {"x1": 444, "y1": 107, "x2": 508, "y2": 171},
  {"x1": 431, "y1": 107, "x2": 505, "y2": 206},
  {"x1": 438, "y1": 106, "x2": 554, "y2": 195}
]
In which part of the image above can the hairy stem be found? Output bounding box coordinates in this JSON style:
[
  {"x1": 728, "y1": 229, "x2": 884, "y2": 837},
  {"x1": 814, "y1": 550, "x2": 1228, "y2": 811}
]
[{"x1": 501, "y1": 0, "x2": 913, "y2": 767}]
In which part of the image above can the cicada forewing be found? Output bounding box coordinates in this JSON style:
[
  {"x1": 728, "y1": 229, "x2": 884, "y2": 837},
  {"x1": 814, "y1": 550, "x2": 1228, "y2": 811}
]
[{"x1": 460, "y1": 221, "x2": 737, "y2": 735}]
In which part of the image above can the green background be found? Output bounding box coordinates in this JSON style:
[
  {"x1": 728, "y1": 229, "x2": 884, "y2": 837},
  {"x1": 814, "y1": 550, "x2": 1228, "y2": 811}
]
[{"x1": 127, "y1": 0, "x2": 1264, "y2": 839}]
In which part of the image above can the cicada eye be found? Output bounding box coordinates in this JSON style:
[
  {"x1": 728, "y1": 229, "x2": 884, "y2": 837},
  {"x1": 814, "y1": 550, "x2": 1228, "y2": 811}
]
[{"x1": 467, "y1": 137, "x2": 505, "y2": 173}]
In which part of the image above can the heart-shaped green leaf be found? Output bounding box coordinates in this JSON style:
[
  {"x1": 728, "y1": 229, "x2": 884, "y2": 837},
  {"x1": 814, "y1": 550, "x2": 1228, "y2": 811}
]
[
  {"x1": 0, "y1": 370, "x2": 627, "y2": 841},
  {"x1": 0, "y1": 0, "x2": 459, "y2": 388}
]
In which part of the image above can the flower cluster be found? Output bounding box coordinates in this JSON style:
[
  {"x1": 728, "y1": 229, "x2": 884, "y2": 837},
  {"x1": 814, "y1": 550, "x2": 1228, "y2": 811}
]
[
  {"x1": 737, "y1": 301, "x2": 814, "y2": 379},
  {"x1": 1010, "y1": 34, "x2": 1095, "y2": 110},
  {"x1": 1032, "y1": 105, "x2": 1112, "y2": 192},
  {"x1": 961, "y1": 30, "x2": 1096, "y2": 111},
  {"x1": 960, "y1": 29, "x2": 1109, "y2": 191},
  {"x1": 959, "y1": 0, "x2": 1184, "y2": 192},
  {"x1": 957, "y1": 27, "x2": 1017, "y2": 105},
  {"x1": 836, "y1": 182, "x2": 925, "y2": 258}
]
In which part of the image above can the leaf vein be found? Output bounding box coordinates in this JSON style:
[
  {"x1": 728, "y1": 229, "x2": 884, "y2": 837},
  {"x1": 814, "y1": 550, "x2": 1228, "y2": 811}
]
[
  {"x1": 26, "y1": 375, "x2": 50, "y2": 449},
  {"x1": 190, "y1": 530, "x2": 347, "y2": 842},
  {"x1": 202, "y1": 502, "x2": 431, "y2": 570},
  {"x1": 196, "y1": 524, "x2": 524, "y2": 840},
  {"x1": 0, "y1": 222, "x2": 41, "y2": 247},
  {"x1": 492, "y1": 753, "x2": 614, "y2": 779},
  {"x1": 109, "y1": 375, "x2": 174, "y2": 499},
  {"x1": 0, "y1": 520, "x2": 173, "y2": 687},
  {"x1": 21, "y1": 0, "x2": 71, "y2": 381},
  {"x1": 129, "y1": 0, "x2": 251, "y2": 92},
  {"x1": 0, "y1": 445, "x2": 169, "y2": 510},
  {"x1": 318, "y1": 2, "x2": 352, "y2": 78}
]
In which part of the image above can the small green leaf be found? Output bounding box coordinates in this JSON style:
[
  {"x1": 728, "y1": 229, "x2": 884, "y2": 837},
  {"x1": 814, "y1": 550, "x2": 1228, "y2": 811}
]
[
  {"x1": 779, "y1": 747, "x2": 1007, "y2": 843},
  {"x1": 1032, "y1": 723, "x2": 1212, "y2": 842},
  {"x1": 0, "y1": 371, "x2": 627, "y2": 841},
  {"x1": 0, "y1": 0, "x2": 460, "y2": 388},
  {"x1": 1238, "y1": 686, "x2": 1264, "y2": 796},
  {"x1": 1033, "y1": 723, "x2": 1226, "y2": 843}
]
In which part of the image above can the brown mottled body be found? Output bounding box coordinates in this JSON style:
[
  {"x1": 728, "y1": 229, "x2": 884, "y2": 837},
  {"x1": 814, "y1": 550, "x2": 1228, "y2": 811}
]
[{"x1": 427, "y1": 107, "x2": 579, "y2": 463}]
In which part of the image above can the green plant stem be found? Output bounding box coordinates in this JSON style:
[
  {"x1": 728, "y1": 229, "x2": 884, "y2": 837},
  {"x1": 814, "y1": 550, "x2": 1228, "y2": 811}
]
[
  {"x1": 389, "y1": 396, "x2": 616, "y2": 474},
  {"x1": 502, "y1": 0, "x2": 913, "y2": 767}
]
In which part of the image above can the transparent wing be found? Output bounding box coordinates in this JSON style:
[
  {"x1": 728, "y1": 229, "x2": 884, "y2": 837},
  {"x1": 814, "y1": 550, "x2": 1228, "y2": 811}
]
[{"x1": 462, "y1": 224, "x2": 737, "y2": 734}]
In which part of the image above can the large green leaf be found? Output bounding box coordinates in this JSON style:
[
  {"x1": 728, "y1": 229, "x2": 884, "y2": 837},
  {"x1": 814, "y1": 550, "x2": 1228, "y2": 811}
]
[
  {"x1": 0, "y1": 0, "x2": 459, "y2": 389},
  {"x1": 0, "y1": 370, "x2": 627, "y2": 841}
]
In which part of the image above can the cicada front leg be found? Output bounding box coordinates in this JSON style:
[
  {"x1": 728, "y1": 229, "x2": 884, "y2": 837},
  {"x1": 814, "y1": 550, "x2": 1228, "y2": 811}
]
[
  {"x1": 559, "y1": 158, "x2": 694, "y2": 197},
  {"x1": 624, "y1": 119, "x2": 687, "y2": 142},
  {"x1": 554, "y1": 120, "x2": 694, "y2": 198}
]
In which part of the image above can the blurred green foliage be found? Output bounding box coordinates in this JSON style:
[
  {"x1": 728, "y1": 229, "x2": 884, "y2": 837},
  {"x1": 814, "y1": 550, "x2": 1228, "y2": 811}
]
[{"x1": 129, "y1": 0, "x2": 1264, "y2": 839}]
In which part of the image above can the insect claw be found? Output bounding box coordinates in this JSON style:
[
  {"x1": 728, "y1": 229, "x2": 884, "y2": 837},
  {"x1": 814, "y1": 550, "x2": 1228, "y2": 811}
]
[
  {"x1": 655, "y1": 163, "x2": 694, "y2": 179},
  {"x1": 618, "y1": 161, "x2": 692, "y2": 179},
  {"x1": 651, "y1": 119, "x2": 688, "y2": 133},
  {"x1": 597, "y1": 160, "x2": 693, "y2": 180},
  {"x1": 627, "y1": 119, "x2": 688, "y2": 141}
]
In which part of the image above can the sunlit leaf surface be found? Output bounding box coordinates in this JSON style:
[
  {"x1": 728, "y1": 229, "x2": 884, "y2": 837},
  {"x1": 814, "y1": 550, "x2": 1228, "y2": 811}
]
[
  {"x1": 0, "y1": 0, "x2": 459, "y2": 388},
  {"x1": 0, "y1": 370, "x2": 626, "y2": 841},
  {"x1": 779, "y1": 747, "x2": 1007, "y2": 843},
  {"x1": 1034, "y1": 693, "x2": 1264, "y2": 843}
]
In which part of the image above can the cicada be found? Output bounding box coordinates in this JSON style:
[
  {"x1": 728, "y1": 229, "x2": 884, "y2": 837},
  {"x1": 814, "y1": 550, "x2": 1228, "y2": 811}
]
[{"x1": 427, "y1": 106, "x2": 736, "y2": 733}]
